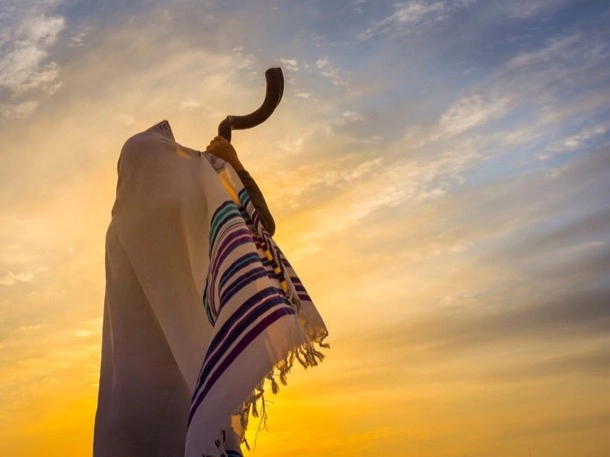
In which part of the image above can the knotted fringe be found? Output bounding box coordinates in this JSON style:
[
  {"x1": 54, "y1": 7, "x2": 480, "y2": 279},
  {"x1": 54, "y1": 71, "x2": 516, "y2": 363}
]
[{"x1": 237, "y1": 336, "x2": 329, "y2": 449}]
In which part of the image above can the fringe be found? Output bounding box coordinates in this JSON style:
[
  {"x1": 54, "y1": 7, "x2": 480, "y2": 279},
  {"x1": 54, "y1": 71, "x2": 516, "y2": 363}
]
[{"x1": 237, "y1": 335, "x2": 329, "y2": 449}]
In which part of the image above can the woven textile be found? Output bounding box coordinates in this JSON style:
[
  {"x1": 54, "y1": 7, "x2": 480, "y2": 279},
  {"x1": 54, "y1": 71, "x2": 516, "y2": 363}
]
[{"x1": 94, "y1": 121, "x2": 328, "y2": 457}]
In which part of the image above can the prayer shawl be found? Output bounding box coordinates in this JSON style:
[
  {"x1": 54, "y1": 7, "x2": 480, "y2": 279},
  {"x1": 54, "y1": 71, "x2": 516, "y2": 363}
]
[{"x1": 94, "y1": 121, "x2": 328, "y2": 457}]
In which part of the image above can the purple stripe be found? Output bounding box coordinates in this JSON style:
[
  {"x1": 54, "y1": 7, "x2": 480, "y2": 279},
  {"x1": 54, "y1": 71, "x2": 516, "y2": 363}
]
[
  {"x1": 209, "y1": 230, "x2": 252, "y2": 291},
  {"x1": 194, "y1": 288, "x2": 287, "y2": 392},
  {"x1": 188, "y1": 306, "x2": 294, "y2": 426},
  {"x1": 219, "y1": 268, "x2": 270, "y2": 308},
  {"x1": 250, "y1": 205, "x2": 261, "y2": 228},
  {"x1": 209, "y1": 203, "x2": 241, "y2": 252},
  {"x1": 207, "y1": 230, "x2": 255, "y2": 316},
  {"x1": 237, "y1": 190, "x2": 258, "y2": 225},
  {"x1": 211, "y1": 228, "x2": 252, "y2": 270}
]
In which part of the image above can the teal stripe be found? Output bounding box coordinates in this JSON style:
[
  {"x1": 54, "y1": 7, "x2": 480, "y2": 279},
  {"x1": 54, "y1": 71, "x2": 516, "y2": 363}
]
[{"x1": 209, "y1": 203, "x2": 241, "y2": 252}]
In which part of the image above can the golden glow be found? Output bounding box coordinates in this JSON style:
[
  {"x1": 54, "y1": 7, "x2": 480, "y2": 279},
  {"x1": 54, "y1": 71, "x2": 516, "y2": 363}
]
[{"x1": 1, "y1": 2, "x2": 609, "y2": 456}]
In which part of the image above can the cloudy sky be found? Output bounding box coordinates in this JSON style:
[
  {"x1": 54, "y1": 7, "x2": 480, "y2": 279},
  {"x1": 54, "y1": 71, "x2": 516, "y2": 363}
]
[{"x1": 1, "y1": 0, "x2": 609, "y2": 455}]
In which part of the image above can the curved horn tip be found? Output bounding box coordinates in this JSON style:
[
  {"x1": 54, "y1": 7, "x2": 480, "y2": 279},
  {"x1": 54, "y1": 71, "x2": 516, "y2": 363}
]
[{"x1": 266, "y1": 67, "x2": 283, "y2": 75}]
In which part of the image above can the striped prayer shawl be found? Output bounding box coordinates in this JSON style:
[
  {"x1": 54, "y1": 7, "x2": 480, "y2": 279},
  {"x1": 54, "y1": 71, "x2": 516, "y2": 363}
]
[
  {"x1": 186, "y1": 170, "x2": 328, "y2": 456},
  {"x1": 94, "y1": 121, "x2": 328, "y2": 457}
]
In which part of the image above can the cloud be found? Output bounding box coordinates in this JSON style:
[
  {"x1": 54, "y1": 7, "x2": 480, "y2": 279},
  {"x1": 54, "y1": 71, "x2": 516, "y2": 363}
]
[
  {"x1": 18, "y1": 324, "x2": 42, "y2": 334},
  {"x1": 267, "y1": 20, "x2": 610, "y2": 273},
  {"x1": 368, "y1": 287, "x2": 610, "y2": 362},
  {"x1": 507, "y1": 33, "x2": 583, "y2": 69},
  {"x1": 357, "y1": 0, "x2": 476, "y2": 40},
  {"x1": 352, "y1": 0, "x2": 368, "y2": 14},
  {"x1": 0, "y1": 100, "x2": 39, "y2": 119},
  {"x1": 403, "y1": 26, "x2": 608, "y2": 159},
  {"x1": 68, "y1": 26, "x2": 92, "y2": 47},
  {"x1": 523, "y1": 244, "x2": 610, "y2": 283},
  {"x1": 178, "y1": 97, "x2": 202, "y2": 111},
  {"x1": 231, "y1": 45, "x2": 255, "y2": 71},
  {"x1": 117, "y1": 113, "x2": 135, "y2": 126},
  {"x1": 541, "y1": 124, "x2": 607, "y2": 158},
  {"x1": 72, "y1": 318, "x2": 103, "y2": 339},
  {"x1": 503, "y1": 0, "x2": 574, "y2": 19},
  {"x1": 397, "y1": 33, "x2": 604, "y2": 154},
  {"x1": 338, "y1": 111, "x2": 365, "y2": 123},
  {"x1": 271, "y1": 135, "x2": 485, "y2": 257},
  {"x1": 343, "y1": 158, "x2": 381, "y2": 181},
  {"x1": 0, "y1": 4, "x2": 608, "y2": 457},
  {"x1": 0, "y1": 4, "x2": 65, "y2": 95},
  {"x1": 316, "y1": 56, "x2": 350, "y2": 86},
  {"x1": 439, "y1": 94, "x2": 509, "y2": 136},
  {"x1": 279, "y1": 58, "x2": 299, "y2": 72},
  {"x1": 499, "y1": 208, "x2": 610, "y2": 262},
  {"x1": 0, "y1": 1, "x2": 65, "y2": 121},
  {"x1": 499, "y1": 31, "x2": 609, "y2": 107},
  {"x1": 0, "y1": 266, "x2": 48, "y2": 286}
]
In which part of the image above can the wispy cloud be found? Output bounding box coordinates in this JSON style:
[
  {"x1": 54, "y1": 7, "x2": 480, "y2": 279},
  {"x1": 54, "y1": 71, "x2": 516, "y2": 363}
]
[
  {"x1": 231, "y1": 45, "x2": 255, "y2": 71},
  {"x1": 439, "y1": 94, "x2": 510, "y2": 136},
  {"x1": 541, "y1": 124, "x2": 607, "y2": 159},
  {"x1": 0, "y1": 266, "x2": 48, "y2": 286},
  {"x1": 117, "y1": 113, "x2": 135, "y2": 126},
  {"x1": 178, "y1": 97, "x2": 201, "y2": 111},
  {"x1": 357, "y1": 0, "x2": 476, "y2": 40},
  {"x1": 1, "y1": 1, "x2": 609, "y2": 455},
  {"x1": 507, "y1": 33, "x2": 583, "y2": 68},
  {"x1": 68, "y1": 26, "x2": 92, "y2": 47},
  {"x1": 352, "y1": 0, "x2": 368, "y2": 14},
  {"x1": 0, "y1": 100, "x2": 38, "y2": 119},
  {"x1": 279, "y1": 58, "x2": 299, "y2": 72},
  {"x1": 503, "y1": 0, "x2": 573, "y2": 19},
  {"x1": 380, "y1": 288, "x2": 610, "y2": 353},
  {"x1": 0, "y1": 2, "x2": 65, "y2": 95},
  {"x1": 72, "y1": 318, "x2": 103, "y2": 339},
  {"x1": 316, "y1": 56, "x2": 350, "y2": 86},
  {"x1": 0, "y1": 1, "x2": 65, "y2": 119}
]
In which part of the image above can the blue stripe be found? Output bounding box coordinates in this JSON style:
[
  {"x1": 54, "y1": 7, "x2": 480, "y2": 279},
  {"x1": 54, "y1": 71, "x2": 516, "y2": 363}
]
[
  {"x1": 238, "y1": 189, "x2": 262, "y2": 227},
  {"x1": 210, "y1": 201, "x2": 237, "y2": 237},
  {"x1": 211, "y1": 229, "x2": 253, "y2": 272},
  {"x1": 210, "y1": 203, "x2": 242, "y2": 252},
  {"x1": 238, "y1": 188, "x2": 250, "y2": 205},
  {"x1": 218, "y1": 253, "x2": 260, "y2": 290},
  {"x1": 219, "y1": 267, "x2": 270, "y2": 308}
]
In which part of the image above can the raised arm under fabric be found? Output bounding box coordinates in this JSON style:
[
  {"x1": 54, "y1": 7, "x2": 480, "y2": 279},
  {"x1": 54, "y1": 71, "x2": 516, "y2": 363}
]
[{"x1": 236, "y1": 169, "x2": 276, "y2": 236}]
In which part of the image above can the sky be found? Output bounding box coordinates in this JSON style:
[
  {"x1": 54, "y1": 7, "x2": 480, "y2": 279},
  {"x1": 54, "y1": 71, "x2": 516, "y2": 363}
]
[{"x1": 1, "y1": 0, "x2": 609, "y2": 455}]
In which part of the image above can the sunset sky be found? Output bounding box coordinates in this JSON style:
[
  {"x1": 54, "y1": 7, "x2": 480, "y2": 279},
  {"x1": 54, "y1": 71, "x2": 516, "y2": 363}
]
[{"x1": 1, "y1": 0, "x2": 609, "y2": 455}]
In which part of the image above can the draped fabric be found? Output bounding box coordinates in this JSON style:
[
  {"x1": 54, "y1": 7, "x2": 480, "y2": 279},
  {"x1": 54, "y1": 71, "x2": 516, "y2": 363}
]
[{"x1": 94, "y1": 121, "x2": 328, "y2": 457}]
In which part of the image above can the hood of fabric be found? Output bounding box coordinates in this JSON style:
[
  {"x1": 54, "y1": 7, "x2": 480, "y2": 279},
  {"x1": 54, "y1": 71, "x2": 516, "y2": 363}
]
[{"x1": 145, "y1": 120, "x2": 175, "y2": 141}]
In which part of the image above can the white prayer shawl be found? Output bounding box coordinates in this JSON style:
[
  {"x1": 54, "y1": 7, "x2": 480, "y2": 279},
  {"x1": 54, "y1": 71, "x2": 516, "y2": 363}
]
[{"x1": 94, "y1": 122, "x2": 328, "y2": 457}]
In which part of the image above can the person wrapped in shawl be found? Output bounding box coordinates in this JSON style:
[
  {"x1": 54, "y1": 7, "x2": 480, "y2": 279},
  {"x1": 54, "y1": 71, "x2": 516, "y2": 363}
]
[{"x1": 93, "y1": 121, "x2": 328, "y2": 457}]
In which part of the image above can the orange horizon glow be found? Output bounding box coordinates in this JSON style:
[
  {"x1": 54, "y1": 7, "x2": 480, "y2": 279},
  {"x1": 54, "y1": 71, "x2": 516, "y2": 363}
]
[{"x1": 1, "y1": 1, "x2": 610, "y2": 456}]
